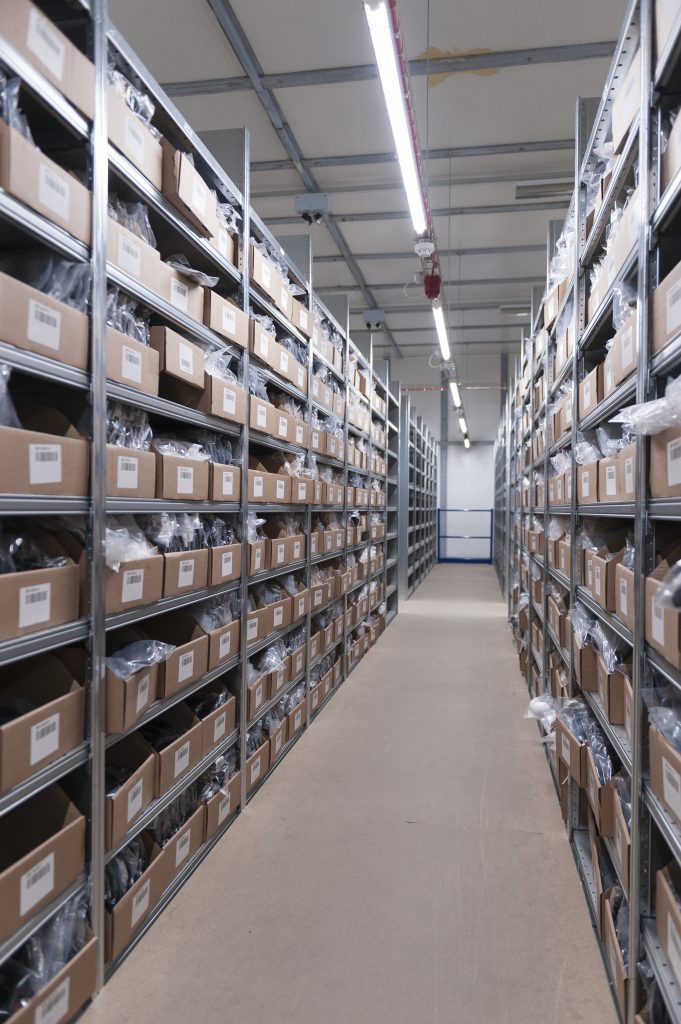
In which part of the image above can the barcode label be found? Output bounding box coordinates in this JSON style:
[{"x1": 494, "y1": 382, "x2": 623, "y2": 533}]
[
  {"x1": 583, "y1": 380, "x2": 591, "y2": 408},
  {"x1": 298, "y1": 483, "x2": 306, "y2": 501},
  {"x1": 281, "y1": 289, "x2": 290, "y2": 312},
  {"x1": 273, "y1": 670, "x2": 284, "y2": 691},
  {"x1": 219, "y1": 630, "x2": 232, "y2": 659},
  {"x1": 118, "y1": 235, "x2": 141, "y2": 277},
  {"x1": 669, "y1": 915, "x2": 681, "y2": 987},
  {"x1": 667, "y1": 282, "x2": 681, "y2": 335},
  {"x1": 278, "y1": 416, "x2": 288, "y2": 438},
  {"x1": 624, "y1": 456, "x2": 634, "y2": 495},
  {"x1": 178, "y1": 342, "x2": 194, "y2": 376},
  {"x1": 136, "y1": 674, "x2": 150, "y2": 713},
  {"x1": 247, "y1": 618, "x2": 258, "y2": 640},
  {"x1": 594, "y1": 565, "x2": 602, "y2": 596},
  {"x1": 20, "y1": 853, "x2": 54, "y2": 916},
  {"x1": 27, "y1": 299, "x2": 61, "y2": 351},
  {"x1": 221, "y1": 551, "x2": 233, "y2": 577},
  {"x1": 299, "y1": 309, "x2": 309, "y2": 331},
  {"x1": 668, "y1": 438, "x2": 681, "y2": 487},
  {"x1": 217, "y1": 226, "x2": 230, "y2": 258},
  {"x1": 213, "y1": 712, "x2": 226, "y2": 743},
  {"x1": 619, "y1": 577, "x2": 628, "y2": 617},
  {"x1": 177, "y1": 466, "x2": 194, "y2": 494},
  {"x1": 581, "y1": 470, "x2": 590, "y2": 498},
  {"x1": 257, "y1": 334, "x2": 269, "y2": 358},
  {"x1": 130, "y1": 880, "x2": 150, "y2": 928},
  {"x1": 254, "y1": 548, "x2": 262, "y2": 570},
  {"x1": 254, "y1": 683, "x2": 263, "y2": 709},
  {"x1": 35, "y1": 978, "x2": 70, "y2": 1024},
  {"x1": 606, "y1": 465, "x2": 617, "y2": 495},
  {"x1": 122, "y1": 345, "x2": 142, "y2": 384},
  {"x1": 297, "y1": 596, "x2": 304, "y2": 617},
  {"x1": 621, "y1": 327, "x2": 634, "y2": 368},
  {"x1": 30, "y1": 713, "x2": 59, "y2": 765},
  {"x1": 175, "y1": 831, "x2": 192, "y2": 867},
  {"x1": 294, "y1": 710, "x2": 302, "y2": 731},
  {"x1": 122, "y1": 569, "x2": 144, "y2": 604},
  {"x1": 275, "y1": 731, "x2": 283, "y2": 754},
  {"x1": 127, "y1": 779, "x2": 144, "y2": 822},
  {"x1": 27, "y1": 9, "x2": 65, "y2": 79},
  {"x1": 222, "y1": 306, "x2": 236, "y2": 335},
  {"x1": 117, "y1": 455, "x2": 139, "y2": 490},
  {"x1": 218, "y1": 791, "x2": 231, "y2": 824},
  {"x1": 273, "y1": 606, "x2": 283, "y2": 627},
  {"x1": 256, "y1": 404, "x2": 267, "y2": 427},
  {"x1": 280, "y1": 351, "x2": 289, "y2": 373},
  {"x1": 260, "y1": 262, "x2": 271, "y2": 289},
  {"x1": 192, "y1": 178, "x2": 207, "y2": 216},
  {"x1": 178, "y1": 651, "x2": 194, "y2": 682},
  {"x1": 174, "y1": 741, "x2": 190, "y2": 777},
  {"x1": 38, "y1": 164, "x2": 69, "y2": 220},
  {"x1": 124, "y1": 115, "x2": 146, "y2": 164},
  {"x1": 178, "y1": 558, "x2": 195, "y2": 588},
  {"x1": 170, "y1": 278, "x2": 189, "y2": 312},
  {"x1": 312, "y1": 430, "x2": 320, "y2": 448},
  {"x1": 293, "y1": 541, "x2": 302, "y2": 559},
  {"x1": 29, "y1": 444, "x2": 62, "y2": 485},
  {"x1": 561, "y1": 733, "x2": 571, "y2": 766},
  {"x1": 663, "y1": 757, "x2": 681, "y2": 820},
  {"x1": 221, "y1": 470, "x2": 234, "y2": 497},
  {"x1": 250, "y1": 755, "x2": 262, "y2": 784},
  {"x1": 605, "y1": 361, "x2": 613, "y2": 392},
  {"x1": 314, "y1": 590, "x2": 322, "y2": 606},
  {"x1": 294, "y1": 652, "x2": 303, "y2": 673},
  {"x1": 297, "y1": 367, "x2": 305, "y2": 388},
  {"x1": 276, "y1": 480, "x2": 285, "y2": 499},
  {"x1": 222, "y1": 387, "x2": 237, "y2": 416},
  {"x1": 274, "y1": 542, "x2": 285, "y2": 565},
  {"x1": 587, "y1": 560, "x2": 593, "y2": 587},
  {"x1": 653, "y1": 599, "x2": 666, "y2": 644},
  {"x1": 253, "y1": 475, "x2": 263, "y2": 498},
  {"x1": 19, "y1": 583, "x2": 51, "y2": 628}
]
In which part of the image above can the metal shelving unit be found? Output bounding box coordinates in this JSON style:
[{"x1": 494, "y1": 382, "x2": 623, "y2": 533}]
[{"x1": 398, "y1": 395, "x2": 437, "y2": 599}]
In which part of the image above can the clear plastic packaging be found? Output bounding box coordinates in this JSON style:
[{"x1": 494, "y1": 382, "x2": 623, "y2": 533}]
[
  {"x1": 0, "y1": 73, "x2": 33, "y2": 143},
  {"x1": 164, "y1": 254, "x2": 219, "y2": 289},
  {"x1": 651, "y1": 559, "x2": 681, "y2": 610},
  {"x1": 105, "y1": 515, "x2": 157, "y2": 570},
  {"x1": 189, "y1": 593, "x2": 239, "y2": 632},
  {"x1": 106, "y1": 638, "x2": 175, "y2": 679},
  {"x1": 611, "y1": 374, "x2": 681, "y2": 435},
  {"x1": 107, "y1": 402, "x2": 152, "y2": 450},
  {"x1": 108, "y1": 67, "x2": 158, "y2": 132},
  {"x1": 108, "y1": 194, "x2": 156, "y2": 248},
  {"x1": 105, "y1": 838, "x2": 148, "y2": 909},
  {"x1": 574, "y1": 433, "x2": 602, "y2": 466},
  {"x1": 0, "y1": 252, "x2": 91, "y2": 312},
  {"x1": 106, "y1": 288, "x2": 150, "y2": 346}
]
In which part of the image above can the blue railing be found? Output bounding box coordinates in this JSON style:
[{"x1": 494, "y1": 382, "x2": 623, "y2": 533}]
[{"x1": 438, "y1": 508, "x2": 494, "y2": 564}]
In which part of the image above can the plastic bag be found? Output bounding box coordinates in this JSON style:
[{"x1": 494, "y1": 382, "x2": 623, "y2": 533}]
[
  {"x1": 623, "y1": 537, "x2": 635, "y2": 571},
  {"x1": 108, "y1": 194, "x2": 156, "y2": 247},
  {"x1": 0, "y1": 364, "x2": 21, "y2": 429},
  {"x1": 164, "y1": 254, "x2": 219, "y2": 289},
  {"x1": 107, "y1": 402, "x2": 152, "y2": 450},
  {"x1": 190, "y1": 593, "x2": 238, "y2": 632},
  {"x1": 652, "y1": 559, "x2": 681, "y2": 610},
  {"x1": 248, "y1": 366, "x2": 269, "y2": 400},
  {"x1": 611, "y1": 375, "x2": 681, "y2": 435},
  {"x1": 108, "y1": 67, "x2": 157, "y2": 131},
  {"x1": 106, "y1": 639, "x2": 175, "y2": 679},
  {"x1": 105, "y1": 838, "x2": 148, "y2": 909},
  {"x1": 612, "y1": 281, "x2": 637, "y2": 332},
  {"x1": 197, "y1": 751, "x2": 237, "y2": 803},
  {"x1": 596, "y1": 425, "x2": 634, "y2": 458},
  {"x1": 0, "y1": 252, "x2": 91, "y2": 312},
  {"x1": 105, "y1": 515, "x2": 156, "y2": 570},
  {"x1": 574, "y1": 433, "x2": 602, "y2": 466},
  {"x1": 152, "y1": 438, "x2": 209, "y2": 461},
  {"x1": 0, "y1": 526, "x2": 71, "y2": 575},
  {"x1": 107, "y1": 288, "x2": 150, "y2": 346},
  {"x1": 524, "y1": 694, "x2": 559, "y2": 733}
]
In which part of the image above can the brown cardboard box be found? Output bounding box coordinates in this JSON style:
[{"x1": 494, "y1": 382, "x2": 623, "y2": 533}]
[
  {"x1": 612, "y1": 48, "x2": 641, "y2": 154},
  {"x1": 602, "y1": 350, "x2": 616, "y2": 398},
  {"x1": 615, "y1": 563, "x2": 635, "y2": 630},
  {"x1": 156, "y1": 263, "x2": 204, "y2": 323},
  {"x1": 652, "y1": 258, "x2": 681, "y2": 355},
  {"x1": 656, "y1": 862, "x2": 681, "y2": 989},
  {"x1": 145, "y1": 703, "x2": 203, "y2": 796},
  {"x1": 602, "y1": 888, "x2": 628, "y2": 1020},
  {"x1": 269, "y1": 660, "x2": 290, "y2": 700},
  {"x1": 656, "y1": 0, "x2": 681, "y2": 60},
  {"x1": 249, "y1": 245, "x2": 280, "y2": 301},
  {"x1": 579, "y1": 366, "x2": 601, "y2": 420},
  {"x1": 0, "y1": 414, "x2": 89, "y2": 496},
  {"x1": 106, "y1": 445, "x2": 156, "y2": 499},
  {"x1": 590, "y1": 547, "x2": 625, "y2": 611},
  {"x1": 150, "y1": 326, "x2": 204, "y2": 392},
  {"x1": 202, "y1": 618, "x2": 239, "y2": 670},
  {"x1": 0, "y1": 654, "x2": 84, "y2": 793},
  {"x1": 209, "y1": 463, "x2": 241, "y2": 502},
  {"x1": 161, "y1": 141, "x2": 215, "y2": 237},
  {"x1": 204, "y1": 292, "x2": 248, "y2": 348},
  {"x1": 585, "y1": 747, "x2": 614, "y2": 834},
  {"x1": 105, "y1": 658, "x2": 159, "y2": 734},
  {"x1": 290, "y1": 586, "x2": 310, "y2": 622},
  {"x1": 650, "y1": 426, "x2": 681, "y2": 498},
  {"x1": 547, "y1": 595, "x2": 569, "y2": 649},
  {"x1": 291, "y1": 478, "x2": 314, "y2": 504},
  {"x1": 0, "y1": 271, "x2": 89, "y2": 370},
  {"x1": 248, "y1": 458, "x2": 292, "y2": 503},
  {"x1": 105, "y1": 732, "x2": 156, "y2": 850},
  {"x1": 162, "y1": 548, "x2": 209, "y2": 598},
  {"x1": 612, "y1": 313, "x2": 638, "y2": 386},
  {"x1": 209, "y1": 543, "x2": 241, "y2": 587},
  {"x1": 287, "y1": 698, "x2": 307, "y2": 740},
  {"x1": 208, "y1": 219, "x2": 237, "y2": 267},
  {"x1": 149, "y1": 614, "x2": 209, "y2": 698},
  {"x1": 0, "y1": 121, "x2": 91, "y2": 243},
  {"x1": 0, "y1": 538, "x2": 79, "y2": 643},
  {"x1": 191, "y1": 374, "x2": 247, "y2": 426},
  {"x1": 10, "y1": 932, "x2": 97, "y2": 1024},
  {"x1": 163, "y1": 806, "x2": 204, "y2": 881},
  {"x1": 250, "y1": 396, "x2": 275, "y2": 437},
  {"x1": 618, "y1": 443, "x2": 636, "y2": 500},
  {"x1": 558, "y1": 539, "x2": 571, "y2": 576},
  {"x1": 246, "y1": 597, "x2": 292, "y2": 646},
  {"x1": 269, "y1": 717, "x2": 288, "y2": 762},
  {"x1": 105, "y1": 835, "x2": 168, "y2": 961},
  {"x1": 555, "y1": 716, "x2": 589, "y2": 786},
  {"x1": 577, "y1": 461, "x2": 598, "y2": 503},
  {"x1": 573, "y1": 635, "x2": 598, "y2": 691},
  {"x1": 106, "y1": 554, "x2": 164, "y2": 614},
  {"x1": 246, "y1": 740, "x2": 270, "y2": 792},
  {"x1": 598, "y1": 457, "x2": 620, "y2": 503},
  {"x1": 650, "y1": 725, "x2": 681, "y2": 827},
  {"x1": 155, "y1": 451, "x2": 210, "y2": 501},
  {"x1": 249, "y1": 540, "x2": 267, "y2": 575},
  {"x1": 290, "y1": 645, "x2": 306, "y2": 679},
  {"x1": 597, "y1": 657, "x2": 629, "y2": 726},
  {"x1": 291, "y1": 296, "x2": 312, "y2": 337},
  {"x1": 0, "y1": 785, "x2": 84, "y2": 943},
  {"x1": 108, "y1": 86, "x2": 163, "y2": 188},
  {"x1": 203, "y1": 771, "x2": 240, "y2": 839},
  {"x1": 107, "y1": 217, "x2": 160, "y2": 289},
  {"x1": 610, "y1": 787, "x2": 630, "y2": 893},
  {"x1": 247, "y1": 673, "x2": 269, "y2": 720},
  {"x1": 646, "y1": 562, "x2": 681, "y2": 667}
]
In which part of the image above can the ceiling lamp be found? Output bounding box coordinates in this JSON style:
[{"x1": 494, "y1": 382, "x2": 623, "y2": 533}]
[
  {"x1": 449, "y1": 381, "x2": 461, "y2": 407},
  {"x1": 458, "y1": 415, "x2": 467, "y2": 435},
  {"x1": 464, "y1": 437, "x2": 471, "y2": 449},
  {"x1": 432, "y1": 300, "x2": 450, "y2": 361}
]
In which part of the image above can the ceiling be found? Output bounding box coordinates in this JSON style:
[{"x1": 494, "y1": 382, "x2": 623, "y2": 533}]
[{"x1": 109, "y1": 0, "x2": 624, "y2": 370}]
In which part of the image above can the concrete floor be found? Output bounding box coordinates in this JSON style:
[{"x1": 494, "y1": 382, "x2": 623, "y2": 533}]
[{"x1": 84, "y1": 564, "x2": 615, "y2": 1024}]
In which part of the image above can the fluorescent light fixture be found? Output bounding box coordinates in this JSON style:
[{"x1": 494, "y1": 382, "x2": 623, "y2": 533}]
[
  {"x1": 458, "y1": 415, "x2": 467, "y2": 434},
  {"x1": 364, "y1": 0, "x2": 427, "y2": 235},
  {"x1": 464, "y1": 437, "x2": 471, "y2": 449},
  {"x1": 432, "y1": 301, "x2": 450, "y2": 361},
  {"x1": 449, "y1": 380, "x2": 461, "y2": 407}
]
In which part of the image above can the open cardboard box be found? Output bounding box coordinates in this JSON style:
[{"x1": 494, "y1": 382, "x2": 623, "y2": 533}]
[
  {"x1": 208, "y1": 542, "x2": 241, "y2": 588},
  {"x1": 590, "y1": 545, "x2": 626, "y2": 612},
  {"x1": 108, "y1": 84, "x2": 162, "y2": 188},
  {"x1": 0, "y1": 407, "x2": 89, "y2": 496},
  {"x1": 11, "y1": 930, "x2": 98, "y2": 1024},
  {"x1": 246, "y1": 739, "x2": 270, "y2": 792},
  {"x1": 105, "y1": 732, "x2": 156, "y2": 850},
  {"x1": 189, "y1": 687, "x2": 236, "y2": 756},
  {"x1": 0, "y1": 527, "x2": 79, "y2": 643},
  {"x1": 105, "y1": 626, "x2": 161, "y2": 733},
  {"x1": 555, "y1": 714, "x2": 589, "y2": 786},
  {"x1": 106, "y1": 444, "x2": 157, "y2": 499},
  {"x1": 656, "y1": 861, "x2": 681, "y2": 990},
  {"x1": 106, "y1": 327, "x2": 160, "y2": 397},
  {"x1": 204, "y1": 292, "x2": 248, "y2": 348},
  {"x1": 249, "y1": 244, "x2": 280, "y2": 302},
  {"x1": 142, "y1": 702, "x2": 204, "y2": 797},
  {"x1": 0, "y1": 270, "x2": 89, "y2": 370},
  {"x1": 209, "y1": 462, "x2": 241, "y2": 502},
  {"x1": 248, "y1": 455, "x2": 292, "y2": 503},
  {"x1": 650, "y1": 724, "x2": 681, "y2": 828},
  {"x1": 597, "y1": 656, "x2": 630, "y2": 727},
  {"x1": 269, "y1": 715, "x2": 288, "y2": 761},
  {"x1": 646, "y1": 559, "x2": 681, "y2": 667},
  {"x1": 163, "y1": 805, "x2": 205, "y2": 883},
  {"x1": 162, "y1": 548, "x2": 209, "y2": 598},
  {"x1": 650, "y1": 426, "x2": 681, "y2": 498},
  {"x1": 155, "y1": 450, "x2": 210, "y2": 501},
  {"x1": 105, "y1": 834, "x2": 168, "y2": 962},
  {"x1": 161, "y1": 141, "x2": 216, "y2": 237},
  {"x1": 602, "y1": 888, "x2": 629, "y2": 1020},
  {"x1": 144, "y1": 612, "x2": 209, "y2": 698},
  {"x1": 652, "y1": 257, "x2": 681, "y2": 355},
  {"x1": 150, "y1": 326, "x2": 205, "y2": 392},
  {"x1": 204, "y1": 770, "x2": 241, "y2": 840},
  {"x1": 105, "y1": 553, "x2": 164, "y2": 615},
  {"x1": 107, "y1": 216, "x2": 160, "y2": 291}
]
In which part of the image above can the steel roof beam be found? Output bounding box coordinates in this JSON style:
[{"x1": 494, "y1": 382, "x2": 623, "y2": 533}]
[
  {"x1": 320, "y1": 276, "x2": 543, "y2": 294},
  {"x1": 162, "y1": 40, "x2": 615, "y2": 96},
  {"x1": 265, "y1": 199, "x2": 569, "y2": 227},
  {"x1": 251, "y1": 169, "x2": 573, "y2": 199},
  {"x1": 316, "y1": 243, "x2": 545, "y2": 263},
  {"x1": 351, "y1": 323, "x2": 529, "y2": 333},
  {"x1": 351, "y1": 299, "x2": 530, "y2": 313}
]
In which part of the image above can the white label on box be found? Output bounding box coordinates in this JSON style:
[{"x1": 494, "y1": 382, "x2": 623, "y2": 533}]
[
  {"x1": 297, "y1": 367, "x2": 305, "y2": 388},
  {"x1": 668, "y1": 438, "x2": 681, "y2": 487},
  {"x1": 297, "y1": 597, "x2": 304, "y2": 617},
  {"x1": 274, "y1": 606, "x2": 283, "y2": 627},
  {"x1": 35, "y1": 977, "x2": 70, "y2": 1024},
  {"x1": 615, "y1": 818, "x2": 627, "y2": 870},
  {"x1": 256, "y1": 404, "x2": 267, "y2": 428},
  {"x1": 619, "y1": 577, "x2": 628, "y2": 617},
  {"x1": 20, "y1": 853, "x2": 54, "y2": 916},
  {"x1": 221, "y1": 551, "x2": 233, "y2": 577},
  {"x1": 254, "y1": 548, "x2": 262, "y2": 570},
  {"x1": 257, "y1": 335, "x2": 269, "y2": 358},
  {"x1": 253, "y1": 475, "x2": 263, "y2": 498},
  {"x1": 118, "y1": 235, "x2": 141, "y2": 278},
  {"x1": 221, "y1": 471, "x2": 234, "y2": 497},
  {"x1": 175, "y1": 831, "x2": 191, "y2": 868},
  {"x1": 178, "y1": 559, "x2": 195, "y2": 588},
  {"x1": 29, "y1": 444, "x2": 62, "y2": 484},
  {"x1": 261, "y1": 262, "x2": 271, "y2": 289},
  {"x1": 588, "y1": 773, "x2": 597, "y2": 811},
  {"x1": 606, "y1": 251, "x2": 617, "y2": 286},
  {"x1": 178, "y1": 651, "x2": 194, "y2": 683},
  {"x1": 192, "y1": 179, "x2": 207, "y2": 216},
  {"x1": 223, "y1": 387, "x2": 237, "y2": 416},
  {"x1": 19, "y1": 583, "x2": 51, "y2": 628},
  {"x1": 312, "y1": 690, "x2": 319, "y2": 709},
  {"x1": 217, "y1": 226, "x2": 229, "y2": 258},
  {"x1": 624, "y1": 456, "x2": 634, "y2": 495},
  {"x1": 669, "y1": 915, "x2": 681, "y2": 987},
  {"x1": 273, "y1": 670, "x2": 284, "y2": 691},
  {"x1": 247, "y1": 618, "x2": 258, "y2": 640},
  {"x1": 581, "y1": 471, "x2": 590, "y2": 498},
  {"x1": 275, "y1": 731, "x2": 283, "y2": 754},
  {"x1": 583, "y1": 379, "x2": 591, "y2": 408},
  {"x1": 222, "y1": 305, "x2": 237, "y2": 336},
  {"x1": 297, "y1": 482, "x2": 306, "y2": 501},
  {"x1": 281, "y1": 290, "x2": 290, "y2": 312},
  {"x1": 250, "y1": 755, "x2": 262, "y2": 784},
  {"x1": 27, "y1": 9, "x2": 65, "y2": 79},
  {"x1": 294, "y1": 710, "x2": 302, "y2": 731},
  {"x1": 121, "y1": 345, "x2": 142, "y2": 384},
  {"x1": 178, "y1": 342, "x2": 194, "y2": 377},
  {"x1": 127, "y1": 779, "x2": 144, "y2": 823},
  {"x1": 606, "y1": 466, "x2": 617, "y2": 496},
  {"x1": 556, "y1": 479, "x2": 563, "y2": 500},
  {"x1": 27, "y1": 299, "x2": 61, "y2": 351},
  {"x1": 594, "y1": 565, "x2": 602, "y2": 596},
  {"x1": 174, "y1": 741, "x2": 190, "y2": 777},
  {"x1": 293, "y1": 541, "x2": 301, "y2": 559},
  {"x1": 561, "y1": 733, "x2": 571, "y2": 766},
  {"x1": 587, "y1": 561, "x2": 593, "y2": 587},
  {"x1": 170, "y1": 278, "x2": 189, "y2": 312},
  {"x1": 218, "y1": 792, "x2": 231, "y2": 824},
  {"x1": 30, "y1": 713, "x2": 59, "y2": 765},
  {"x1": 667, "y1": 282, "x2": 681, "y2": 335},
  {"x1": 299, "y1": 309, "x2": 309, "y2": 331},
  {"x1": 136, "y1": 674, "x2": 150, "y2": 713},
  {"x1": 314, "y1": 590, "x2": 322, "y2": 607},
  {"x1": 219, "y1": 630, "x2": 232, "y2": 659},
  {"x1": 621, "y1": 327, "x2": 634, "y2": 369},
  {"x1": 664, "y1": 757, "x2": 681, "y2": 820},
  {"x1": 605, "y1": 362, "x2": 613, "y2": 393},
  {"x1": 276, "y1": 480, "x2": 285, "y2": 499},
  {"x1": 653, "y1": 598, "x2": 666, "y2": 644},
  {"x1": 254, "y1": 683, "x2": 263, "y2": 708},
  {"x1": 117, "y1": 455, "x2": 139, "y2": 490},
  {"x1": 312, "y1": 430, "x2": 320, "y2": 448},
  {"x1": 295, "y1": 425, "x2": 304, "y2": 444},
  {"x1": 130, "y1": 880, "x2": 150, "y2": 928},
  {"x1": 280, "y1": 351, "x2": 289, "y2": 373},
  {"x1": 39, "y1": 165, "x2": 69, "y2": 220},
  {"x1": 213, "y1": 712, "x2": 227, "y2": 744},
  {"x1": 278, "y1": 416, "x2": 288, "y2": 438},
  {"x1": 121, "y1": 568, "x2": 144, "y2": 604},
  {"x1": 275, "y1": 543, "x2": 285, "y2": 565},
  {"x1": 124, "y1": 115, "x2": 146, "y2": 165},
  {"x1": 177, "y1": 466, "x2": 194, "y2": 494}
]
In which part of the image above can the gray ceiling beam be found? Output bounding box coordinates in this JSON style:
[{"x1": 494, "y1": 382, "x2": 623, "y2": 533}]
[
  {"x1": 351, "y1": 323, "x2": 528, "y2": 334},
  {"x1": 162, "y1": 40, "x2": 615, "y2": 96},
  {"x1": 205, "y1": 0, "x2": 403, "y2": 358},
  {"x1": 251, "y1": 169, "x2": 572, "y2": 199},
  {"x1": 251, "y1": 138, "x2": 574, "y2": 173},
  {"x1": 352, "y1": 300, "x2": 529, "y2": 313},
  {"x1": 316, "y1": 243, "x2": 545, "y2": 263},
  {"x1": 322, "y1": 276, "x2": 543, "y2": 294},
  {"x1": 265, "y1": 199, "x2": 569, "y2": 227}
]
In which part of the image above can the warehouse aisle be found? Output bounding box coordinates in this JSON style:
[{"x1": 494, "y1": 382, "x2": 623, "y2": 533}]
[{"x1": 84, "y1": 565, "x2": 614, "y2": 1024}]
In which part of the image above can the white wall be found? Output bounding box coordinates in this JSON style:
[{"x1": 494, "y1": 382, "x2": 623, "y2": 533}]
[{"x1": 441, "y1": 445, "x2": 495, "y2": 561}]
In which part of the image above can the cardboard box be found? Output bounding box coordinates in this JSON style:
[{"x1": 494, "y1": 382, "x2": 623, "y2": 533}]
[
  {"x1": 0, "y1": 412, "x2": 89, "y2": 496},
  {"x1": 590, "y1": 547, "x2": 625, "y2": 611},
  {"x1": 611, "y1": 788, "x2": 630, "y2": 893},
  {"x1": 268, "y1": 717, "x2": 288, "y2": 762},
  {"x1": 0, "y1": 270, "x2": 89, "y2": 370},
  {"x1": 248, "y1": 458, "x2": 292, "y2": 503},
  {"x1": 598, "y1": 456, "x2": 620, "y2": 503},
  {"x1": 602, "y1": 888, "x2": 628, "y2": 1020},
  {"x1": 585, "y1": 747, "x2": 614, "y2": 834},
  {"x1": 650, "y1": 426, "x2": 681, "y2": 498},
  {"x1": 619, "y1": 442, "x2": 636, "y2": 500},
  {"x1": 149, "y1": 613, "x2": 210, "y2": 698},
  {"x1": 650, "y1": 725, "x2": 681, "y2": 828},
  {"x1": 291, "y1": 296, "x2": 312, "y2": 338},
  {"x1": 656, "y1": 862, "x2": 681, "y2": 990},
  {"x1": 105, "y1": 835, "x2": 168, "y2": 961},
  {"x1": 106, "y1": 658, "x2": 159, "y2": 735},
  {"x1": 156, "y1": 263, "x2": 204, "y2": 323},
  {"x1": 106, "y1": 445, "x2": 156, "y2": 499},
  {"x1": 205, "y1": 292, "x2": 248, "y2": 348},
  {"x1": 612, "y1": 313, "x2": 638, "y2": 386},
  {"x1": 155, "y1": 451, "x2": 210, "y2": 501},
  {"x1": 161, "y1": 141, "x2": 215, "y2": 236},
  {"x1": 0, "y1": 124, "x2": 92, "y2": 244},
  {"x1": 246, "y1": 740, "x2": 270, "y2": 792},
  {"x1": 107, "y1": 216, "x2": 160, "y2": 290},
  {"x1": 106, "y1": 554, "x2": 164, "y2": 614},
  {"x1": 0, "y1": 654, "x2": 84, "y2": 793},
  {"x1": 615, "y1": 563, "x2": 635, "y2": 631},
  {"x1": 144, "y1": 703, "x2": 203, "y2": 796},
  {"x1": 646, "y1": 562, "x2": 681, "y2": 667},
  {"x1": 555, "y1": 715, "x2": 588, "y2": 785},
  {"x1": 202, "y1": 618, "x2": 239, "y2": 670},
  {"x1": 105, "y1": 732, "x2": 156, "y2": 849},
  {"x1": 652, "y1": 258, "x2": 681, "y2": 355},
  {"x1": 10, "y1": 932, "x2": 97, "y2": 1024},
  {"x1": 0, "y1": 538, "x2": 79, "y2": 643},
  {"x1": 579, "y1": 366, "x2": 601, "y2": 420},
  {"x1": 287, "y1": 698, "x2": 307, "y2": 740},
  {"x1": 163, "y1": 805, "x2": 204, "y2": 881},
  {"x1": 247, "y1": 672, "x2": 269, "y2": 720},
  {"x1": 577, "y1": 462, "x2": 598, "y2": 504},
  {"x1": 209, "y1": 543, "x2": 241, "y2": 588},
  {"x1": 150, "y1": 326, "x2": 204, "y2": 392},
  {"x1": 162, "y1": 548, "x2": 209, "y2": 598},
  {"x1": 612, "y1": 49, "x2": 641, "y2": 154},
  {"x1": 0, "y1": 785, "x2": 84, "y2": 943},
  {"x1": 558, "y1": 539, "x2": 571, "y2": 576},
  {"x1": 597, "y1": 657, "x2": 629, "y2": 727},
  {"x1": 209, "y1": 463, "x2": 241, "y2": 503},
  {"x1": 249, "y1": 540, "x2": 267, "y2": 575},
  {"x1": 656, "y1": 0, "x2": 681, "y2": 61},
  {"x1": 108, "y1": 85, "x2": 163, "y2": 189},
  {"x1": 247, "y1": 597, "x2": 291, "y2": 646},
  {"x1": 203, "y1": 770, "x2": 240, "y2": 840},
  {"x1": 249, "y1": 245, "x2": 279, "y2": 301}
]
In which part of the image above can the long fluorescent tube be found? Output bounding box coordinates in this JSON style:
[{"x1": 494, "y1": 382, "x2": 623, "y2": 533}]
[
  {"x1": 464, "y1": 437, "x2": 471, "y2": 449},
  {"x1": 458, "y1": 415, "x2": 467, "y2": 434},
  {"x1": 432, "y1": 301, "x2": 450, "y2": 361},
  {"x1": 364, "y1": 0, "x2": 427, "y2": 235},
  {"x1": 449, "y1": 381, "x2": 461, "y2": 407}
]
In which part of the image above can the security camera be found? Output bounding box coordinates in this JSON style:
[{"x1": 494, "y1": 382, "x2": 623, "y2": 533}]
[
  {"x1": 362, "y1": 308, "x2": 386, "y2": 331},
  {"x1": 294, "y1": 193, "x2": 331, "y2": 225}
]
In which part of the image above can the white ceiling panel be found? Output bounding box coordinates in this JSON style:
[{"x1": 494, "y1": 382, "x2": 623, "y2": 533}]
[{"x1": 174, "y1": 92, "x2": 287, "y2": 162}]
